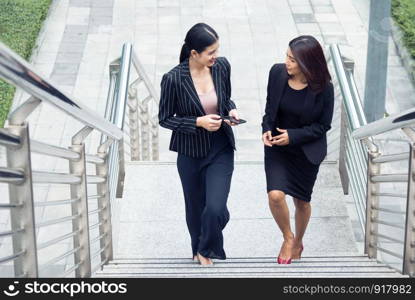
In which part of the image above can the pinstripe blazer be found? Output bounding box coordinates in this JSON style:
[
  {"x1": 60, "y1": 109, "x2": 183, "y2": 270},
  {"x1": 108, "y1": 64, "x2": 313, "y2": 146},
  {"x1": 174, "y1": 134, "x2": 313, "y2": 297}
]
[{"x1": 158, "y1": 57, "x2": 237, "y2": 158}]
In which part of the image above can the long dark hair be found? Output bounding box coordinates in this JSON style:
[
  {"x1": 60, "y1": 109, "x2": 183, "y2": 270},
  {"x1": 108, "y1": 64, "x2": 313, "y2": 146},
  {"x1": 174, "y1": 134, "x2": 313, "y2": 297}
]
[
  {"x1": 288, "y1": 35, "x2": 331, "y2": 93},
  {"x1": 179, "y1": 23, "x2": 219, "y2": 63}
]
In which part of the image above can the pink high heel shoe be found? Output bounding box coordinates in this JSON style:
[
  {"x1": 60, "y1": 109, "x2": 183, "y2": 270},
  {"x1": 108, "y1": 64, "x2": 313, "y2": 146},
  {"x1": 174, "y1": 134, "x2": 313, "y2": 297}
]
[
  {"x1": 277, "y1": 240, "x2": 293, "y2": 264},
  {"x1": 292, "y1": 244, "x2": 304, "y2": 260},
  {"x1": 277, "y1": 256, "x2": 292, "y2": 264}
]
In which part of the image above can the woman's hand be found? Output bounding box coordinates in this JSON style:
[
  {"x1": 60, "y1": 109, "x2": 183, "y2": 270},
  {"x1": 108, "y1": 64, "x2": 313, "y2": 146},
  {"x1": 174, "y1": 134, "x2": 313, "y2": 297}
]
[
  {"x1": 196, "y1": 114, "x2": 222, "y2": 131},
  {"x1": 271, "y1": 127, "x2": 290, "y2": 146},
  {"x1": 262, "y1": 130, "x2": 273, "y2": 147},
  {"x1": 224, "y1": 109, "x2": 239, "y2": 126}
]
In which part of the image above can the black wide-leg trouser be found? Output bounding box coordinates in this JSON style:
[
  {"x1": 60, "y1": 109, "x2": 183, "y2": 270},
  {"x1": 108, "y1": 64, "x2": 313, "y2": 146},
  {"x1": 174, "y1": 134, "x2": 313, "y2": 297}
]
[{"x1": 176, "y1": 127, "x2": 234, "y2": 259}]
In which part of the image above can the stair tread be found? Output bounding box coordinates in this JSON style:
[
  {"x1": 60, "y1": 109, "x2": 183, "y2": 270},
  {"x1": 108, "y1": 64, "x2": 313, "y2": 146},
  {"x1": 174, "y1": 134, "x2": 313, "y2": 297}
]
[
  {"x1": 104, "y1": 262, "x2": 389, "y2": 268},
  {"x1": 108, "y1": 256, "x2": 376, "y2": 264},
  {"x1": 94, "y1": 273, "x2": 407, "y2": 278},
  {"x1": 97, "y1": 266, "x2": 397, "y2": 273},
  {"x1": 94, "y1": 255, "x2": 407, "y2": 278}
]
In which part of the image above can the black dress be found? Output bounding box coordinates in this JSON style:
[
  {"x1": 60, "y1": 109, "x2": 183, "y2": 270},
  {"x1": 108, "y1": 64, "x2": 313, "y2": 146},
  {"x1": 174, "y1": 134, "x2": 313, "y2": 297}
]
[{"x1": 264, "y1": 82, "x2": 320, "y2": 202}]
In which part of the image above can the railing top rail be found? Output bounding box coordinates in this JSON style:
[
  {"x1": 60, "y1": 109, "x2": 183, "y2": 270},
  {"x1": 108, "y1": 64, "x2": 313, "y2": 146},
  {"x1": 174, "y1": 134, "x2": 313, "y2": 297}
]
[
  {"x1": 0, "y1": 42, "x2": 123, "y2": 140},
  {"x1": 352, "y1": 107, "x2": 415, "y2": 140},
  {"x1": 329, "y1": 44, "x2": 367, "y2": 131},
  {"x1": 111, "y1": 43, "x2": 132, "y2": 130},
  {"x1": 130, "y1": 47, "x2": 160, "y2": 103}
]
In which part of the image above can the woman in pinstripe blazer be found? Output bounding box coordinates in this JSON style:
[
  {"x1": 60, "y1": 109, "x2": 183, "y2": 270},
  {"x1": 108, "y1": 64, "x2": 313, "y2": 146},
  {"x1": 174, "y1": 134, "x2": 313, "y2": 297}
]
[{"x1": 158, "y1": 23, "x2": 240, "y2": 266}]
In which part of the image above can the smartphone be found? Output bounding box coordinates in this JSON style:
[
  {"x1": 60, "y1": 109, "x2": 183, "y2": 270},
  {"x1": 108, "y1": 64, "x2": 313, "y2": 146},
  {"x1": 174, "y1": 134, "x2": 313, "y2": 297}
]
[{"x1": 221, "y1": 115, "x2": 247, "y2": 125}]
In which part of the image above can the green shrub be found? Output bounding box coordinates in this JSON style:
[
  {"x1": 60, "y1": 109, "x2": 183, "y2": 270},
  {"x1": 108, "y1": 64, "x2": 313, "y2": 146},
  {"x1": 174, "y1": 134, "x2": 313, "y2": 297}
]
[
  {"x1": 0, "y1": 0, "x2": 52, "y2": 128},
  {"x1": 392, "y1": 0, "x2": 415, "y2": 59}
]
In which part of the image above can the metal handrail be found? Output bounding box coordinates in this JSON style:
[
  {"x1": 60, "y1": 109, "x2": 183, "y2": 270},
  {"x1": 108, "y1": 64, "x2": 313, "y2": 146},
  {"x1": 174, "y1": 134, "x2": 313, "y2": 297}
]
[
  {"x1": 372, "y1": 232, "x2": 405, "y2": 244},
  {"x1": 0, "y1": 42, "x2": 122, "y2": 139},
  {"x1": 0, "y1": 167, "x2": 25, "y2": 184},
  {"x1": 0, "y1": 228, "x2": 24, "y2": 238},
  {"x1": 35, "y1": 214, "x2": 81, "y2": 228},
  {"x1": 352, "y1": 107, "x2": 415, "y2": 140},
  {"x1": 372, "y1": 152, "x2": 410, "y2": 163},
  {"x1": 34, "y1": 197, "x2": 81, "y2": 207},
  {"x1": 0, "y1": 203, "x2": 23, "y2": 209},
  {"x1": 40, "y1": 247, "x2": 82, "y2": 269},
  {"x1": 61, "y1": 261, "x2": 83, "y2": 278},
  {"x1": 0, "y1": 129, "x2": 20, "y2": 147},
  {"x1": 37, "y1": 231, "x2": 80, "y2": 250},
  {"x1": 0, "y1": 40, "x2": 157, "y2": 278},
  {"x1": 0, "y1": 40, "x2": 141, "y2": 277},
  {"x1": 30, "y1": 140, "x2": 80, "y2": 160},
  {"x1": 32, "y1": 171, "x2": 81, "y2": 184},
  {"x1": 122, "y1": 43, "x2": 159, "y2": 161},
  {"x1": 0, "y1": 250, "x2": 26, "y2": 264},
  {"x1": 332, "y1": 43, "x2": 415, "y2": 277}
]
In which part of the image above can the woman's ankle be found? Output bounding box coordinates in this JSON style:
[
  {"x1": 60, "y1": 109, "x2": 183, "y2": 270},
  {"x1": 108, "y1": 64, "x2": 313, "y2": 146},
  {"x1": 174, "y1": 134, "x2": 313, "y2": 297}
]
[
  {"x1": 293, "y1": 238, "x2": 303, "y2": 246},
  {"x1": 283, "y1": 233, "x2": 295, "y2": 242}
]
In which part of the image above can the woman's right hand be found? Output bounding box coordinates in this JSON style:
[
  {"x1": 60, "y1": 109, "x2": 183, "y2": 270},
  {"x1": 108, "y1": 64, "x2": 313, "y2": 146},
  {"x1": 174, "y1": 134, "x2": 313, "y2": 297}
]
[
  {"x1": 196, "y1": 114, "x2": 222, "y2": 131},
  {"x1": 262, "y1": 131, "x2": 273, "y2": 147}
]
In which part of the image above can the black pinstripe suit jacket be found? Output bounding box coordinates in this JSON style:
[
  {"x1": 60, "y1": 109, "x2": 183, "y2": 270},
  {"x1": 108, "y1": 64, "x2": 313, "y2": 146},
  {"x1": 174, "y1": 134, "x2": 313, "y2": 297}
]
[{"x1": 158, "y1": 57, "x2": 236, "y2": 158}]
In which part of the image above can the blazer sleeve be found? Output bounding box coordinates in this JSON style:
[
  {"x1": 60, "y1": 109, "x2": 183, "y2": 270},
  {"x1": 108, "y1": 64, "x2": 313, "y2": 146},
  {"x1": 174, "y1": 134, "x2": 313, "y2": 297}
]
[
  {"x1": 221, "y1": 57, "x2": 237, "y2": 112},
  {"x1": 158, "y1": 73, "x2": 197, "y2": 135},
  {"x1": 287, "y1": 83, "x2": 334, "y2": 145},
  {"x1": 261, "y1": 65, "x2": 277, "y2": 134}
]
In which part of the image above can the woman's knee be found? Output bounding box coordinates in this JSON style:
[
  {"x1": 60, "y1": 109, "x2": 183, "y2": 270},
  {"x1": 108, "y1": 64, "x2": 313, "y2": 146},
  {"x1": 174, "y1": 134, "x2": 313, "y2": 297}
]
[
  {"x1": 268, "y1": 190, "x2": 285, "y2": 205},
  {"x1": 204, "y1": 204, "x2": 226, "y2": 219},
  {"x1": 294, "y1": 198, "x2": 311, "y2": 210}
]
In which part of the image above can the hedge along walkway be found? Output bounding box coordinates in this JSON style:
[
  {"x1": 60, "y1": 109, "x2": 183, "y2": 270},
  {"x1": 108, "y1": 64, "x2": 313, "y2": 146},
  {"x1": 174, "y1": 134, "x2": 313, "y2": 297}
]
[
  {"x1": 0, "y1": 0, "x2": 52, "y2": 128},
  {"x1": 392, "y1": 0, "x2": 415, "y2": 83},
  {"x1": 392, "y1": 0, "x2": 415, "y2": 59}
]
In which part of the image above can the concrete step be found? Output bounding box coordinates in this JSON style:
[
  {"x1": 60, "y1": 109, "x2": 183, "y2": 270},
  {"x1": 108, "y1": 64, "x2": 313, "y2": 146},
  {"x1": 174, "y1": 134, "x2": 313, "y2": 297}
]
[
  {"x1": 108, "y1": 255, "x2": 379, "y2": 264},
  {"x1": 94, "y1": 256, "x2": 406, "y2": 278},
  {"x1": 105, "y1": 261, "x2": 384, "y2": 269},
  {"x1": 95, "y1": 273, "x2": 405, "y2": 278}
]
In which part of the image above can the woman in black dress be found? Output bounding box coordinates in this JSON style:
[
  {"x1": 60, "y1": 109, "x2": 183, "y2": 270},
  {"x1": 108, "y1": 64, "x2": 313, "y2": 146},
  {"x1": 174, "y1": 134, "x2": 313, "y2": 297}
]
[
  {"x1": 159, "y1": 23, "x2": 239, "y2": 266},
  {"x1": 261, "y1": 35, "x2": 334, "y2": 264}
]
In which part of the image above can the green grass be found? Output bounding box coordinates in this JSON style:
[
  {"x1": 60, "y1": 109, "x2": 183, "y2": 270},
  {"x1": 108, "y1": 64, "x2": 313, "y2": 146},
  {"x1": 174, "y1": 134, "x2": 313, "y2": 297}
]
[
  {"x1": 392, "y1": 0, "x2": 415, "y2": 59},
  {"x1": 0, "y1": 0, "x2": 52, "y2": 128}
]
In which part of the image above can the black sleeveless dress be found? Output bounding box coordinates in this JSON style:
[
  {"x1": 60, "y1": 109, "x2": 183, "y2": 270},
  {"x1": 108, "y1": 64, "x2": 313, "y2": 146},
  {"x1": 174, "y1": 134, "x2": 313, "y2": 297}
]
[{"x1": 264, "y1": 82, "x2": 320, "y2": 202}]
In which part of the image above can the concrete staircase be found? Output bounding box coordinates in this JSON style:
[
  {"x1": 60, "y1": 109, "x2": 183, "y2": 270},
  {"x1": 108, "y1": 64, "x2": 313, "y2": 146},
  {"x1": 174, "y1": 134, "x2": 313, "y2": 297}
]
[
  {"x1": 93, "y1": 161, "x2": 407, "y2": 278},
  {"x1": 95, "y1": 256, "x2": 405, "y2": 278}
]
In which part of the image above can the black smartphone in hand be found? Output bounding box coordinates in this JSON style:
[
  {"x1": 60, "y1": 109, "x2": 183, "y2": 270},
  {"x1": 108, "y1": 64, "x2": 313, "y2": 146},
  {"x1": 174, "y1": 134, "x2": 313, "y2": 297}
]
[{"x1": 221, "y1": 115, "x2": 247, "y2": 125}]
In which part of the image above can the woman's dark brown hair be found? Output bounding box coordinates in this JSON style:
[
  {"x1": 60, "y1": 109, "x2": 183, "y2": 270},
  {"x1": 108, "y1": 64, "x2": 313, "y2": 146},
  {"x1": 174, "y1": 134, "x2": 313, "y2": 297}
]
[
  {"x1": 179, "y1": 23, "x2": 219, "y2": 63},
  {"x1": 288, "y1": 35, "x2": 331, "y2": 93}
]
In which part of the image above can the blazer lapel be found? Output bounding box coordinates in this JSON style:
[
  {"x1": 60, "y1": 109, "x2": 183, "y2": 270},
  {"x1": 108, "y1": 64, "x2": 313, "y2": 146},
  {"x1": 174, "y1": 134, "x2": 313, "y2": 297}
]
[
  {"x1": 272, "y1": 67, "x2": 289, "y2": 117},
  {"x1": 300, "y1": 88, "x2": 316, "y2": 124},
  {"x1": 179, "y1": 59, "x2": 206, "y2": 115},
  {"x1": 210, "y1": 62, "x2": 223, "y2": 115}
]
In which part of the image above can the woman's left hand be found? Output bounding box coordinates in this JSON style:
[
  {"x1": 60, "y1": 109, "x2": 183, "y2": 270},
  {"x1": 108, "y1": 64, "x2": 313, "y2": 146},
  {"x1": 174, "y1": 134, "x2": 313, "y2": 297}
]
[
  {"x1": 272, "y1": 127, "x2": 290, "y2": 146},
  {"x1": 224, "y1": 109, "x2": 239, "y2": 126}
]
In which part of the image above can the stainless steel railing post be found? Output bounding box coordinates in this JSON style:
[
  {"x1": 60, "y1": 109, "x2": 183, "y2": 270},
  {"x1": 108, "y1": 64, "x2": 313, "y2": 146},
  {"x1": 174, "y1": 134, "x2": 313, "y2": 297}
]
[
  {"x1": 140, "y1": 104, "x2": 150, "y2": 161},
  {"x1": 403, "y1": 135, "x2": 415, "y2": 277},
  {"x1": 128, "y1": 85, "x2": 140, "y2": 160},
  {"x1": 338, "y1": 102, "x2": 350, "y2": 195},
  {"x1": 116, "y1": 138, "x2": 125, "y2": 198},
  {"x1": 96, "y1": 142, "x2": 114, "y2": 264},
  {"x1": 151, "y1": 122, "x2": 159, "y2": 160},
  {"x1": 6, "y1": 123, "x2": 38, "y2": 277},
  {"x1": 365, "y1": 145, "x2": 381, "y2": 259},
  {"x1": 69, "y1": 127, "x2": 93, "y2": 277}
]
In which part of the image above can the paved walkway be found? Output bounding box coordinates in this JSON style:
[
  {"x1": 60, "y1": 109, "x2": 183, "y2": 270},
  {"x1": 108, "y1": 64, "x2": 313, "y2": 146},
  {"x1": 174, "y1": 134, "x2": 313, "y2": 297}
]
[
  {"x1": 1, "y1": 0, "x2": 414, "y2": 276},
  {"x1": 10, "y1": 0, "x2": 415, "y2": 162}
]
